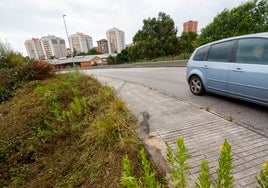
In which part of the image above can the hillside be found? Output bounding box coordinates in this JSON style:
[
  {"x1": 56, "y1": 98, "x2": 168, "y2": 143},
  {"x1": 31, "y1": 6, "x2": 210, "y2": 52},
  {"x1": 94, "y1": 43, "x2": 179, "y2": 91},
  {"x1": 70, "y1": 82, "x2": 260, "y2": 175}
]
[{"x1": 0, "y1": 72, "x2": 149, "y2": 187}]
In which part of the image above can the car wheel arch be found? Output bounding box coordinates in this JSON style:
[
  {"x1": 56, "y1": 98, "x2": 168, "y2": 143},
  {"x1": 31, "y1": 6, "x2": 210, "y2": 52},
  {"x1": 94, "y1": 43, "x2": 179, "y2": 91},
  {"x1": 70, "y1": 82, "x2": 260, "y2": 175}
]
[{"x1": 188, "y1": 74, "x2": 206, "y2": 95}]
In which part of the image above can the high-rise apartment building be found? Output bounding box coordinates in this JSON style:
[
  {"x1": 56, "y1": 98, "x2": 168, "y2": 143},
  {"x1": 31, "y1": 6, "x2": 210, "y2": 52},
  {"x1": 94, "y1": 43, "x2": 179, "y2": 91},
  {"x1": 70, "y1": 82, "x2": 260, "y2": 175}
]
[
  {"x1": 183, "y1": 20, "x2": 198, "y2": 33},
  {"x1": 69, "y1": 32, "x2": 93, "y2": 53},
  {"x1": 106, "y1": 27, "x2": 125, "y2": 54},
  {"x1": 24, "y1": 38, "x2": 45, "y2": 60},
  {"x1": 40, "y1": 35, "x2": 67, "y2": 59},
  {"x1": 97, "y1": 39, "x2": 108, "y2": 54}
]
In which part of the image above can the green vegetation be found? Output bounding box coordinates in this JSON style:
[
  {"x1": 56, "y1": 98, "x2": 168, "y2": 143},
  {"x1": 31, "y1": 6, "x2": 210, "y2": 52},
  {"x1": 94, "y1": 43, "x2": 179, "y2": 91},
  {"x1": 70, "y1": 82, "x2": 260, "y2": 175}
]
[
  {"x1": 123, "y1": 138, "x2": 267, "y2": 188},
  {"x1": 0, "y1": 72, "x2": 154, "y2": 187},
  {"x1": 147, "y1": 138, "x2": 234, "y2": 187},
  {"x1": 76, "y1": 47, "x2": 101, "y2": 56},
  {"x1": 197, "y1": 0, "x2": 268, "y2": 46},
  {"x1": 132, "y1": 12, "x2": 179, "y2": 60},
  {"x1": 255, "y1": 160, "x2": 268, "y2": 188},
  {"x1": 195, "y1": 160, "x2": 211, "y2": 188},
  {"x1": 166, "y1": 137, "x2": 192, "y2": 187},
  {"x1": 121, "y1": 148, "x2": 164, "y2": 187},
  {"x1": 216, "y1": 139, "x2": 234, "y2": 187},
  {"x1": 0, "y1": 40, "x2": 54, "y2": 104},
  {"x1": 0, "y1": 40, "x2": 27, "y2": 69}
]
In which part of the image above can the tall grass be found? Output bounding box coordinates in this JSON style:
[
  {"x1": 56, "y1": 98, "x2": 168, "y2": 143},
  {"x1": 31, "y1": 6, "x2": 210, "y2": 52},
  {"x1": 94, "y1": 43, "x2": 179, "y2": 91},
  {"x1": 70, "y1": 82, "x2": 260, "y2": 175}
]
[{"x1": 0, "y1": 72, "x2": 146, "y2": 187}]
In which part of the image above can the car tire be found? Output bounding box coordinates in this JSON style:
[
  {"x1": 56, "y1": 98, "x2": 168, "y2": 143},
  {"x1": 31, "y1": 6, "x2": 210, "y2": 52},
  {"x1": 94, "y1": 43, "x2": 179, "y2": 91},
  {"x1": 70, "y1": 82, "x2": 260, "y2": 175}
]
[{"x1": 189, "y1": 76, "x2": 205, "y2": 95}]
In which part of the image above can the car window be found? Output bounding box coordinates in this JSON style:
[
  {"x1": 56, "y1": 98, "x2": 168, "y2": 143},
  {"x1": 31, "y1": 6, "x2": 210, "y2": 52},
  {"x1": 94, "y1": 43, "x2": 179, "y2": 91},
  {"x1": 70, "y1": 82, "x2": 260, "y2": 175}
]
[
  {"x1": 207, "y1": 40, "x2": 234, "y2": 62},
  {"x1": 193, "y1": 46, "x2": 209, "y2": 61},
  {"x1": 235, "y1": 38, "x2": 268, "y2": 64}
]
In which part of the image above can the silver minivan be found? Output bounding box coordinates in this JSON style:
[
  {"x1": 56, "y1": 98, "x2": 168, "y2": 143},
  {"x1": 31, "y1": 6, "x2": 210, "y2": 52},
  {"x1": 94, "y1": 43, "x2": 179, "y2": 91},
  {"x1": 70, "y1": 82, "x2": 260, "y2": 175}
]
[{"x1": 186, "y1": 32, "x2": 268, "y2": 106}]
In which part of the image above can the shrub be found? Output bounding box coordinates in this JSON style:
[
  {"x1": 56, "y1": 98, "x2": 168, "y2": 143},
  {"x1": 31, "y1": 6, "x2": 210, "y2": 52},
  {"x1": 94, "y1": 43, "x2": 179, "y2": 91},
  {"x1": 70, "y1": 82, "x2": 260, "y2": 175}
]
[
  {"x1": 0, "y1": 60, "x2": 54, "y2": 104},
  {"x1": 19, "y1": 60, "x2": 55, "y2": 81}
]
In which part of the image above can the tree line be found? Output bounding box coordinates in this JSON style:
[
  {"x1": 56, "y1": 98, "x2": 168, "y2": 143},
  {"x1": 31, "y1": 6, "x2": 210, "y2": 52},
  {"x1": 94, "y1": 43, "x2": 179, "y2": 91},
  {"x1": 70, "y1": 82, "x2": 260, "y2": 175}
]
[{"x1": 108, "y1": 0, "x2": 268, "y2": 64}]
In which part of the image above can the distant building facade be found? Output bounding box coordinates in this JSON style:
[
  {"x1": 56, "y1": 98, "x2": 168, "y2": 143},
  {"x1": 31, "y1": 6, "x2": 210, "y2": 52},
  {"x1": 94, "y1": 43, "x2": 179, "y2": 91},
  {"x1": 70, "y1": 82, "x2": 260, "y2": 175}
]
[
  {"x1": 25, "y1": 36, "x2": 67, "y2": 60},
  {"x1": 183, "y1": 20, "x2": 198, "y2": 33},
  {"x1": 40, "y1": 35, "x2": 67, "y2": 59},
  {"x1": 97, "y1": 39, "x2": 108, "y2": 54},
  {"x1": 69, "y1": 32, "x2": 93, "y2": 54},
  {"x1": 25, "y1": 38, "x2": 45, "y2": 60},
  {"x1": 106, "y1": 27, "x2": 125, "y2": 54}
]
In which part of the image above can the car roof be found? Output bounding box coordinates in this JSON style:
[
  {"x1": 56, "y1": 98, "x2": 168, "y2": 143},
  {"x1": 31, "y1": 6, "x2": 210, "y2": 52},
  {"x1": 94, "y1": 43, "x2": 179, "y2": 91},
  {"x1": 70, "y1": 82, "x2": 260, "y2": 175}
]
[{"x1": 197, "y1": 32, "x2": 268, "y2": 49}]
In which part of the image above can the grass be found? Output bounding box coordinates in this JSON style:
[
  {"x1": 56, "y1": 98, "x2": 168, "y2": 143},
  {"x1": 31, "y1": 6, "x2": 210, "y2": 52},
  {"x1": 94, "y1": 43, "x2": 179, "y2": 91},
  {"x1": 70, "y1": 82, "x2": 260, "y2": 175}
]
[{"x1": 0, "y1": 72, "x2": 154, "y2": 187}]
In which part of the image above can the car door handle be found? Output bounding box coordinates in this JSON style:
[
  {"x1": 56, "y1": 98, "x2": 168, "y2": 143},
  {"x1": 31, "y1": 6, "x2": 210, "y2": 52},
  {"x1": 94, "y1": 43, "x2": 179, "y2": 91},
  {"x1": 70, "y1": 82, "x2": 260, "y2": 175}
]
[
  {"x1": 233, "y1": 68, "x2": 243, "y2": 72},
  {"x1": 203, "y1": 65, "x2": 208, "y2": 69}
]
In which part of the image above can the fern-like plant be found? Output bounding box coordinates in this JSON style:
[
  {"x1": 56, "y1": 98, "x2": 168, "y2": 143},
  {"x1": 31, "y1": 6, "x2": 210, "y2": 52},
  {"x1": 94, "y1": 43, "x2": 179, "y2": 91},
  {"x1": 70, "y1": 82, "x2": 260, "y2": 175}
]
[
  {"x1": 166, "y1": 137, "x2": 191, "y2": 188},
  {"x1": 121, "y1": 156, "x2": 140, "y2": 188},
  {"x1": 196, "y1": 160, "x2": 211, "y2": 188}
]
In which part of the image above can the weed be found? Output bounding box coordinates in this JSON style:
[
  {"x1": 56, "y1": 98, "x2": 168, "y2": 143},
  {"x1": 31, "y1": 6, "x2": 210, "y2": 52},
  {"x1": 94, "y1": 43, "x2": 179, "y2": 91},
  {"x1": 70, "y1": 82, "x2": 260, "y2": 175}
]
[
  {"x1": 195, "y1": 160, "x2": 211, "y2": 188},
  {"x1": 225, "y1": 116, "x2": 233, "y2": 122},
  {"x1": 121, "y1": 148, "x2": 163, "y2": 188},
  {"x1": 121, "y1": 156, "x2": 141, "y2": 188},
  {"x1": 166, "y1": 137, "x2": 192, "y2": 187},
  {"x1": 205, "y1": 106, "x2": 210, "y2": 112},
  {"x1": 216, "y1": 139, "x2": 234, "y2": 187},
  {"x1": 255, "y1": 160, "x2": 268, "y2": 188}
]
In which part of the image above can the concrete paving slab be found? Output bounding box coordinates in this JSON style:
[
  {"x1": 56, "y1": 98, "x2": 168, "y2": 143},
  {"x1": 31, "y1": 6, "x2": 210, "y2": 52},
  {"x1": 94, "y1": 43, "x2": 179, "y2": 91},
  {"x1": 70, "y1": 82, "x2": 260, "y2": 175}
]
[{"x1": 96, "y1": 76, "x2": 268, "y2": 187}]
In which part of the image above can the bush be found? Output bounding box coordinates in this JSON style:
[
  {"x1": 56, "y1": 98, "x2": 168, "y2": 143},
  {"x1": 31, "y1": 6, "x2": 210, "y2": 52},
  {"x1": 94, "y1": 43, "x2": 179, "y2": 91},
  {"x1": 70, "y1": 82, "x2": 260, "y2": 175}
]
[
  {"x1": 0, "y1": 61, "x2": 55, "y2": 104},
  {"x1": 20, "y1": 60, "x2": 55, "y2": 81}
]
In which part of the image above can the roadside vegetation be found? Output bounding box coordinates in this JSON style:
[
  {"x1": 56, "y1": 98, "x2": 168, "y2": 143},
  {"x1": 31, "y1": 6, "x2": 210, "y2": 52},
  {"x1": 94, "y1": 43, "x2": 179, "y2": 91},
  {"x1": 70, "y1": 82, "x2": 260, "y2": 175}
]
[
  {"x1": 0, "y1": 72, "x2": 155, "y2": 187},
  {"x1": 0, "y1": 41, "x2": 164, "y2": 187},
  {"x1": 122, "y1": 138, "x2": 268, "y2": 188}
]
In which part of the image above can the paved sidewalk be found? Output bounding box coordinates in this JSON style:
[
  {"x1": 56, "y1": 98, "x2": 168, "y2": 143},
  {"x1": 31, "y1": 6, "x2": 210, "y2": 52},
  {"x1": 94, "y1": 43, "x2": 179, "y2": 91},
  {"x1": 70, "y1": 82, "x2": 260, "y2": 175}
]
[{"x1": 97, "y1": 76, "x2": 268, "y2": 187}]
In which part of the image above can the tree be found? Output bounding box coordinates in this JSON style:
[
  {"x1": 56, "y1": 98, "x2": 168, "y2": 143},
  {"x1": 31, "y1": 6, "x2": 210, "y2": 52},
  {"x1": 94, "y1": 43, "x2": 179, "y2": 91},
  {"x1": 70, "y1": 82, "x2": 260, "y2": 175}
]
[
  {"x1": 77, "y1": 52, "x2": 86, "y2": 56},
  {"x1": 178, "y1": 32, "x2": 198, "y2": 54},
  {"x1": 197, "y1": 0, "x2": 268, "y2": 46},
  {"x1": 87, "y1": 48, "x2": 100, "y2": 55},
  {"x1": 0, "y1": 40, "x2": 27, "y2": 69},
  {"x1": 132, "y1": 12, "x2": 179, "y2": 60},
  {"x1": 116, "y1": 48, "x2": 131, "y2": 63},
  {"x1": 107, "y1": 55, "x2": 116, "y2": 64}
]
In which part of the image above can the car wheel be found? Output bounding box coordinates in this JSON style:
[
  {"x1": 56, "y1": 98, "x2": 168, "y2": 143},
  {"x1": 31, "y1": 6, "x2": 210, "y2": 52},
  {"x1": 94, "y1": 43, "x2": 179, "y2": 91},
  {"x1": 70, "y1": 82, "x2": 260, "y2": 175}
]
[{"x1": 189, "y1": 76, "x2": 205, "y2": 95}]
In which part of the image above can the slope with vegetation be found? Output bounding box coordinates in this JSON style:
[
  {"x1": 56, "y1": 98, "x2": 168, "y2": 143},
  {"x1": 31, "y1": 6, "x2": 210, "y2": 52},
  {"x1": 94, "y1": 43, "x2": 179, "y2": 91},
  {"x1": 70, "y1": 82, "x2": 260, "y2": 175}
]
[
  {"x1": 0, "y1": 41, "x2": 164, "y2": 187},
  {"x1": 0, "y1": 72, "x2": 150, "y2": 187}
]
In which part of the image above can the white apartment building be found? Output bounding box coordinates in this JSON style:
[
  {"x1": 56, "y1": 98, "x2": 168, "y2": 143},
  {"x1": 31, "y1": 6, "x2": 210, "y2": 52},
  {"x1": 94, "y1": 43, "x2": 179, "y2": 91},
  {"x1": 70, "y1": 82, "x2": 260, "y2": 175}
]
[
  {"x1": 40, "y1": 35, "x2": 67, "y2": 59},
  {"x1": 69, "y1": 32, "x2": 93, "y2": 54},
  {"x1": 106, "y1": 27, "x2": 125, "y2": 54},
  {"x1": 24, "y1": 38, "x2": 45, "y2": 60}
]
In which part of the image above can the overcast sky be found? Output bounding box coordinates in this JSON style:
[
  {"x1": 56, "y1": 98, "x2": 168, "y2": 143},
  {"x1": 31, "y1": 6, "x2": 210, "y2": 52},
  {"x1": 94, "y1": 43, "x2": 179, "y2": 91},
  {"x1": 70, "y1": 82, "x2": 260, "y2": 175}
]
[{"x1": 0, "y1": 0, "x2": 246, "y2": 56}]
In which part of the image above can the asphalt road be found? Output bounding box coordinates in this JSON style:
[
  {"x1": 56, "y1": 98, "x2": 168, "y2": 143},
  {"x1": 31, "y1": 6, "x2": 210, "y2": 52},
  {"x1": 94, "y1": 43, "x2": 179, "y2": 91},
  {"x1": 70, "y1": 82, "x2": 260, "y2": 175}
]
[{"x1": 82, "y1": 67, "x2": 268, "y2": 136}]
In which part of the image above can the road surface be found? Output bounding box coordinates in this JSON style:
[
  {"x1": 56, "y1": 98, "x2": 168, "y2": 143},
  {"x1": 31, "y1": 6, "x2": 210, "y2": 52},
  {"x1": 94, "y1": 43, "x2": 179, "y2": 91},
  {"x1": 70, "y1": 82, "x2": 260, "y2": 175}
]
[{"x1": 82, "y1": 67, "x2": 268, "y2": 136}]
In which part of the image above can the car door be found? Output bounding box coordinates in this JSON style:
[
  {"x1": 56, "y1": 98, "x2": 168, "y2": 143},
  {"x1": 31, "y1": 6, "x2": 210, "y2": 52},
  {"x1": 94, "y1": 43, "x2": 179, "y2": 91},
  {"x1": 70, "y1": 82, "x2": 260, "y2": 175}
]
[
  {"x1": 204, "y1": 40, "x2": 235, "y2": 93},
  {"x1": 228, "y1": 38, "x2": 268, "y2": 104}
]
